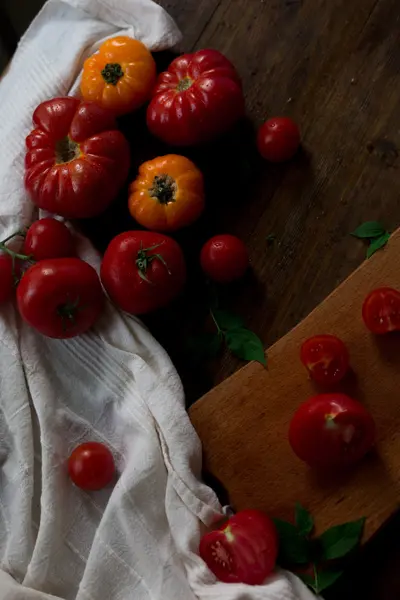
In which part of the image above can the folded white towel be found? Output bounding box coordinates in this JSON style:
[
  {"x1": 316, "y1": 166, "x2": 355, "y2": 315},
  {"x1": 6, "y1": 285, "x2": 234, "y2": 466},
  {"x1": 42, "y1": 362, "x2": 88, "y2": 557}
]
[{"x1": 0, "y1": 1, "x2": 316, "y2": 598}]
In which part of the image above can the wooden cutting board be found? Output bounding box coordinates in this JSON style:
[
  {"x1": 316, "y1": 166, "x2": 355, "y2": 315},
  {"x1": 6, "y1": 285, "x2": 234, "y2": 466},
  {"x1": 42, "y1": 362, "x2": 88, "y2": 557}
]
[{"x1": 189, "y1": 229, "x2": 400, "y2": 541}]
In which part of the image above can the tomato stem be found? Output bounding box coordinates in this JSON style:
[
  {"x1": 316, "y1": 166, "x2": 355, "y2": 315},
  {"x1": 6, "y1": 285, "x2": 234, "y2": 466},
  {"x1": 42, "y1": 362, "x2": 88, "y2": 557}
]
[
  {"x1": 176, "y1": 77, "x2": 193, "y2": 92},
  {"x1": 0, "y1": 229, "x2": 31, "y2": 262},
  {"x1": 136, "y1": 242, "x2": 171, "y2": 283},
  {"x1": 101, "y1": 63, "x2": 124, "y2": 85},
  {"x1": 55, "y1": 137, "x2": 80, "y2": 164},
  {"x1": 149, "y1": 175, "x2": 177, "y2": 205}
]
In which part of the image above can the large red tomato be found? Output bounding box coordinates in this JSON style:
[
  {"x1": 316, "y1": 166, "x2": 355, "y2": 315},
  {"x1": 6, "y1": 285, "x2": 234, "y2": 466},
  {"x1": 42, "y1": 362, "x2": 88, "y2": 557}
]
[
  {"x1": 25, "y1": 97, "x2": 130, "y2": 218},
  {"x1": 17, "y1": 258, "x2": 104, "y2": 338},
  {"x1": 289, "y1": 393, "x2": 375, "y2": 468},
  {"x1": 146, "y1": 49, "x2": 245, "y2": 146},
  {"x1": 199, "y1": 509, "x2": 278, "y2": 585},
  {"x1": 101, "y1": 231, "x2": 186, "y2": 314}
]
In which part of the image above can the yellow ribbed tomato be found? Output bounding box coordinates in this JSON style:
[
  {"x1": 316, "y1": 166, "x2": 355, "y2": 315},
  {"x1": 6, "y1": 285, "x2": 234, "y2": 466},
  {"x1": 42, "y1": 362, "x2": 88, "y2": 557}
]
[
  {"x1": 128, "y1": 155, "x2": 205, "y2": 232},
  {"x1": 81, "y1": 36, "x2": 156, "y2": 115}
]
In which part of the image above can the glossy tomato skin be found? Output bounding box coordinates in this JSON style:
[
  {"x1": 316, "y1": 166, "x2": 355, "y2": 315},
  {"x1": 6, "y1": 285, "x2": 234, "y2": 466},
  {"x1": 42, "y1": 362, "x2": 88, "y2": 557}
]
[
  {"x1": 257, "y1": 117, "x2": 300, "y2": 162},
  {"x1": 23, "y1": 218, "x2": 75, "y2": 261},
  {"x1": 289, "y1": 394, "x2": 375, "y2": 468},
  {"x1": 68, "y1": 442, "x2": 115, "y2": 491},
  {"x1": 362, "y1": 287, "x2": 400, "y2": 334},
  {"x1": 129, "y1": 155, "x2": 205, "y2": 231},
  {"x1": 17, "y1": 258, "x2": 104, "y2": 338},
  {"x1": 25, "y1": 97, "x2": 130, "y2": 218},
  {"x1": 0, "y1": 254, "x2": 15, "y2": 304},
  {"x1": 81, "y1": 36, "x2": 156, "y2": 116},
  {"x1": 200, "y1": 234, "x2": 249, "y2": 283},
  {"x1": 147, "y1": 49, "x2": 245, "y2": 146},
  {"x1": 199, "y1": 509, "x2": 278, "y2": 585},
  {"x1": 101, "y1": 231, "x2": 186, "y2": 315},
  {"x1": 300, "y1": 335, "x2": 349, "y2": 386}
]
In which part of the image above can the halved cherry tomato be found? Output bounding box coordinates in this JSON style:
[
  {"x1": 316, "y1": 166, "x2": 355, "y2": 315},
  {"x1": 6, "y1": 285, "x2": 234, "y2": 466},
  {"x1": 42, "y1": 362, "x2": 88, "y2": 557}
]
[
  {"x1": 81, "y1": 36, "x2": 156, "y2": 116},
  {"x1": 289, "y1": 393, "x2": 375, "y2": 468},
  {"x1": 199, "y1": 509, "x2": 278, "y2": 585},
  {"x1": 362, "y1": 287, "x2": 400, "y2": 334},
  {"x1": 68, "y1": 442, "x2": 115, "y2": 491},
  {"x1": 129, "y1": 155, "x2": 204, "y2": 231},
  {"x1": 300, "y1": 334, "x2": 349, "y2": 386},
  {"x1": 23, "y1": 218, "x2": 75, "y2": 261}
]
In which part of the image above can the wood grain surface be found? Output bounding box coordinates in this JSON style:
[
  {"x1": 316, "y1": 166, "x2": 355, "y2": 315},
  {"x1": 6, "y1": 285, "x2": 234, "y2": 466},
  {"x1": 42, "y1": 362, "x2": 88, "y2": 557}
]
[{"x1": 190, "y1": 227, "x2": 400, "y2": 542}]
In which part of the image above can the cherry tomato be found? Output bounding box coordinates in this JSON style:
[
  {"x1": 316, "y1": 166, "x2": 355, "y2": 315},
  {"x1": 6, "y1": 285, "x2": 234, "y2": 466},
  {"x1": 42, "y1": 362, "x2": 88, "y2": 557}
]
[
  {"x1": 257, "y1": 117, "x2": 300, "y2": 162},
  {"x1": 362, "y1": 287, "x2": 400, "y2": 334},
  {"x1": 68, "y1": 442, "x2": 115, "y2": 491},
  {"x1": 147, "y1": 49, "x2": 245, "y2": 146},
  {"x1": 199, "y1": 509, "x2": 278, "y2": 585},
  {"x1": 101, "y1": 231, "x2": 186, "y2": 315},
  {"x1": 23, "y1": 218, "x2": 75, "y2": 261},
  {"x1": 289, "y1": 393, "x2": 375, "y2": 468},
  {"x1": 0, "y1": 254, "x2": 15, "y2": 304},
  {"x1": 200, "y1": 235, "x2": 249, "y2": 283},
  {"x1": 300, "y1": 334, "x2": 349, "y2": 386},
  {"x1": 17, "y1": 258, "x2": 104, "y2": 338}
]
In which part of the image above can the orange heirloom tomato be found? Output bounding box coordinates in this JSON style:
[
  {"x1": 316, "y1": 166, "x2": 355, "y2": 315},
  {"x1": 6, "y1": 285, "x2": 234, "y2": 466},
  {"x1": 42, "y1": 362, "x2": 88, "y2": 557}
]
[
  {"x1": 128, "y1": 155, "x2": 205, "y2": 232},
  {"x1": 81, "y1": 36, "x2": 156, "y2": 115}
]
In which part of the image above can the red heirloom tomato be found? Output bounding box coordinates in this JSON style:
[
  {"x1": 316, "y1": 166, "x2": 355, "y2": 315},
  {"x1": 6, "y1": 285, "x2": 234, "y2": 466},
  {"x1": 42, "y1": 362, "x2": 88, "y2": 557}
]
[
  {"x1": 17, "y1": 258, "x2": 104, "y2": 338},
  {"x1": 68, "y1": 442, "x2": 115, "y2": 491},
  {"x1": 0, "y1": 254, "x2": 15, "y2": 304},
  {"x1": 23, "y1": 218, "x2": 75, "y2": 261},
  {"x1": 200, "y1": 234, "x2": 249, "y2": 283},
  {"x1": 25, "y1": 97, "x2": 130, "y2": 218},
  {"x1": 300, "y1": 334, "x2": 349, "y2": 386},
  {"x1": 257, "y1": 117, "x2": 300, "y2": 162},
  {"x1": 289, "y1": 393, "x2": 375, "y2": 468},
  {"x1": 362, "y1": 287, "x2": 400, "y2": 334},
  {"x1": 147, "y1": 49, "x2": 245, "y2": 146},
  {"x1": 101, "y1": 231, "x2": 186, "y2": 315},
  {"x1": 199, "y1": 509, "x2": 278, "y2": 585}
]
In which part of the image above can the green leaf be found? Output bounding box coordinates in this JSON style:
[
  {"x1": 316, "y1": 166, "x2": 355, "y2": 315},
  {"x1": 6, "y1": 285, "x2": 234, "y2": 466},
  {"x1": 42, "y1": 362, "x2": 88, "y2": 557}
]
[
  {"x1": 225, "y1": 327, "x2": 266, "y2": 366},
  {"x1": 313, "y1": 567, "x2": 343, "y2": 594},
  {"x1": 351, "y1": 221, "x2": 386, "y2": 239},
  {"x1": 212, "y1": 309, "x2": 244, "y2": 332},
  {"x1": 366, "y1": 232, "x2": 390, "y2": 258},
  {"x1": 318, "y1": 517, "x2": 365, "y2": 560},
  {"x1": 295, "y1": 503, "x2": 314, "y2": 537},
  {"x1": 186, "y1": 332, "x2": 222, "y2": 362},
  {"x1": 273, "y1": 519, "x2": 311, "y2": 564},
  {"x1": 297, "y1": 572, "x2": 316, "y2": 588}
]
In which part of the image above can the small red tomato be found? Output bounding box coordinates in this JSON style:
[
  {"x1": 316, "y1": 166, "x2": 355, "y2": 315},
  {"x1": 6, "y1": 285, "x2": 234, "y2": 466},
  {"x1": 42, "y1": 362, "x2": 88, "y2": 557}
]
[
  {"x1": 0, "y1": 254, "x2": 15, "y2": 304},
  {"x1": 257, "y1": 117, "x2": 300, "y2": 162},
  {"x1": 200, "y1": 234, "x2": 249, "y2": 283},
  {"x1": 289, "y1": 393, "x2": 375, "y2": 468},
  {"x1": 300, "y1": 334, "x2": 349, "y2": 386},
  {"x1": 17, "y1": 258, "x2": 104, "y2": 338},
  {"x1": 68, "y1": 442, "x2": 115, "y2": 491},
  {"x1": 23, "y1": 218, "x2": 75, "y2": 261},
  {"x1": 101, "y1": 231, "x2": 186, "y2": 315},
  {"x1": 199, "y1": 509, "x2": 278, "y2": 585},
  {"x1": 362, "y1": 287, "x2": 400, "y2": 334}
]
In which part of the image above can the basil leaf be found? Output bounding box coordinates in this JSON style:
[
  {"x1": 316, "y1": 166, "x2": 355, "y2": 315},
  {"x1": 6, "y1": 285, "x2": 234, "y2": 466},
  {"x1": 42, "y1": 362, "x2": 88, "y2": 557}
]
[
  {"x1": 213, "y1": 309, "x2": 244, "y2": 332},
  {"x1": 367, "y1": 232, "x2": 390, "y2": 258},
  {"x1": 225, "y1": 327, "x2": 266, "y2": 366},
  {"x1": 313, "y1": 568, "x2": 343, "y2": 594},
  {"x1": 318, "y1": 517, "x2": 365, "y2": 560},
  {"x1": 186, "y1": 332, "x2": 222, "y2": 362},
  {"x1": 273, "y1": 519, "x2": 310, "y2": 564},
  {"x1": 297, "y1": 573, "x2": 316, "y2": 589},
  {"x1": 351, "y1": 221, "x2": 386, "y2": 239},
  {"x1": 295, "y1": 503, "x2": 314, "y2": 537}
]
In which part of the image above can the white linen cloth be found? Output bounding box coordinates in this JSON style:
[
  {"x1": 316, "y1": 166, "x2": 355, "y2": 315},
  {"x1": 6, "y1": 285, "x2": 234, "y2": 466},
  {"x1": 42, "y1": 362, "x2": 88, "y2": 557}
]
[{"x1": 0, "y1": 1, "x2": 316, "y2": 599}]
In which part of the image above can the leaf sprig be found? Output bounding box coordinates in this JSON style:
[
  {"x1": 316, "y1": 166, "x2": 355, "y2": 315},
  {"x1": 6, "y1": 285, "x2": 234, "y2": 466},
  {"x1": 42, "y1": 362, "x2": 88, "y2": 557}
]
[
  {"x1": 351, "y1": 221, "x2": 390, "y2": 258},
  {"x1": 273, "y1": 503, "x2": 365, "y2": 594}
]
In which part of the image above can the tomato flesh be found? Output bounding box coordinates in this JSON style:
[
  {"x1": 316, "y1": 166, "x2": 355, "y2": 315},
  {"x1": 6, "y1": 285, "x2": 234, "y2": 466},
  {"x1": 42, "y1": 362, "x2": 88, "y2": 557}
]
[
  {"x1": 300, "y1": 334, "x2": 349, "y2": 385},
  {"x1": 68, "y1": 442, "x2": 115, "y2": 491},
  {"x1": 199, "y1": 509, "x2": 278, "y2": 585},
  {"x1": 289, "y1": 393, "x2": 375, "y2": 468},
  {"x1": 362, "y1": 287, "x2": 400, "y2": 334}
]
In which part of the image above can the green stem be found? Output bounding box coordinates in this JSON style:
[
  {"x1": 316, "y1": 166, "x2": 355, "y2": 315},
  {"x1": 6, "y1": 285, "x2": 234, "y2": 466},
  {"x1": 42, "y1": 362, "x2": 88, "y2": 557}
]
[
  {"x1": 0, "y1": 242, "x2": 31, "y2": 262},
  {"x1": 210, "y1": 309, "x2": 222, "y2": 336}
]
